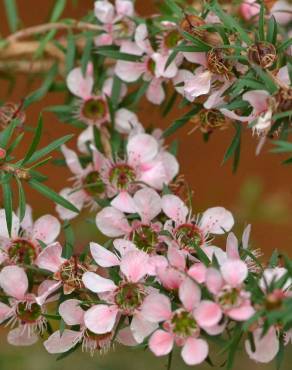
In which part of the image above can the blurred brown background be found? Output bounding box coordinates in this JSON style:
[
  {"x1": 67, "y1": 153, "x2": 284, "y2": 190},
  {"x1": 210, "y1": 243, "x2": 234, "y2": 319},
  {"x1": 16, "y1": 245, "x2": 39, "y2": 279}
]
[{"x1": 0, "y1": 1, "x2": 291, "y2": 369}]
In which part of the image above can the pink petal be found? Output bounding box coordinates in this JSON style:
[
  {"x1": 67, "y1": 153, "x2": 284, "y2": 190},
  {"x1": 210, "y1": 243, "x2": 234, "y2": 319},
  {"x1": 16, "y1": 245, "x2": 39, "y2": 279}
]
[
  {"x1": 133, "y1": 188, "x2": 161, "y2": 223},
  {"x1": 149, "y1": 330, "x2": 174, "y2": 356},
  {"x1": 157, "y1": 152, "x2": 179, "y2": 184},
  {"x1": 32, "y1": 215, "x2": 60, "y2": 244},
  {"x1": 0, "y1": 302, "x2": 12, "y2": 323},
  {"x1": 90, "y1": 242, "x2": 120, "y2": 267},
  {"x1": 134, "y1": 24, "x2": 152, "y2": 54},
  {"x1": 202, "y1": 246, "x2": 227, "y2": 266},
  {"x1": 94, "y1": 0, "x2": 115, "y2": 23},
  {"x1": 35, "y1": 281, "x2": 61, "y2": 306},
  {"x1": 183, "y1": 52, "x2": 207, "y2": 66},
  {"x1": 96, "y1": 207, "x2": 131, "y2": 237},
  {"x1": 84, "y1": 304, "x2": 118, "y2": 334},
  {"x1": 8, "y1": 326, "x2": 38, "y2": 346},
  {"x1": 59, "y1": 299, "x2": 84, "y2": 326},
  {"x1": 228, "y1": 302, "x2": 255, "y2": 321},
  {"x1": 131, "y1": 313, "x2": 158, "y2": 343},
  {"x1": 194, "y1": 300, "x2": 222, "y2": 328},
  {"x1": 113, "y1": 239, "x2": 137, "y2": 256},
  {"x1": 239, "y1": 0, "x2": 260, "y2": 21},
  {"x1": 61, "y1": 145, "x2": 83, "y2": 176},
  {"x1": 146, "y1": 78, "x2": 165, "y2": 105},
  {"x1": 181, "y1": 338, "x2": 209, "y2": 365},
  {"x1": 140, "y1": 293, "x2": 172, "y2": 323},
  {"x1": 167, "y1": 246, "x2": 186, "y2": 270},
  {"x1": 245, "y1": 327, "x2": 279, "y2": 363},
  {"x1": 120, "y1": 250, "x2": 149, "y2": 282},
  {"x1": 271, "y1": 0, "x2": 292, "y2": 25},
  {"x1": 66, "y1": 67, "x2": 93, "y2": 100},
  {"x1": 0, "y1": 266, "x2": 28, "y2": 300},
  {"x1": 111, "y1": 191, "x2": 136, "y2": 213},
  {"x1": 56, "y1": 188, "x2": 86, "y2": 221},
  {"x1": 115, "y1": 108, "x2": 141, "y2": 134},
  {"x1": 35, "y1": 242, "x2": 65, "y2": 273},
  {"x1": 200, "y1": 207, "x2": 234, "y2": 234},
  {"x1": 82, "y1": 272, "x2": 116, "y2": 293},
  {"x1": 220, "y1": 108, "x2": 253, "y2": 123},
  {"x1": 226, "y1": 232, "x2": 240, "y2": 260},
  {"x1": 173, "y1": 69, "x2": 193, "y2": 96},
  {"x1": 221, "y1": 260, "x2": 248, "y2": 287},
  {"x1": 117, "y1": 326, "x2": 138, "y2": 346},
  {"x1": 242, "y1": 90, "x2": 269, "y2": 115},
  {"x1": 158, "y1": 266, "x2": 184, "y2": 290},
  {"x1": 161, "y1": 194, "x2": 188, "y2": 224},
  {"x1": 127, "y1": 133, "x2": 159, "y2": 165},
  {"x1": 19, "y1": 205, "x2": 33, "y2": 233},
  {"x1": 116, "y1": 0, "x2": 134, "y2": 16},
  {"x1": 44, "y1": 330, "x2": 83, "y2": 353},
  {"x1": 179, "y1": 277, "x2": 201, "y2": 311},
  {"x1": 0, "y1": 209, "x2": 19, "y2": 239},
  {"x1": 188, "y1": 263, "x2": 207, "y2": 284},
  {"x1": 206, "y1": 268, "x2": 223, "y2": 295},
  {"x1": 147, "y1": 255, "x2": 168, "y2": 276},
  {"x1": 184, "y1": 69, "x2": 212, "y2": 99},
  {"x1": 152, "y1": 53, "x2": 178, "y2": 79}
]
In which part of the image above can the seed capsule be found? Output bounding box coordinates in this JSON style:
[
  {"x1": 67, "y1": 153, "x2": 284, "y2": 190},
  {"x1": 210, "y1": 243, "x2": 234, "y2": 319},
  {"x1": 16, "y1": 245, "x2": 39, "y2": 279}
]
[
  {"x1": 248, "y1": 42, "x2": 277, "y2": 69},
  {"x1": 207, "y1": 48, "x2": 234, "y2": 76}
]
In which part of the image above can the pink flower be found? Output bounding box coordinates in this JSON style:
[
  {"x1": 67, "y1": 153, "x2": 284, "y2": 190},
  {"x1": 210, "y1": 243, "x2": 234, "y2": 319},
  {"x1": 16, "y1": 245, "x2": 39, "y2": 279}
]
[
  {"x1": 94, "y1": 0, "x2": 135, "y2": 46},
  {"x1": 82, "y1": 248, "x2": 157, "y2": 342},
  {"x1": 239, "y1": 0, "x2": 260, "y2": 21},
  {"x1": 271, "y1": 1, "x2": 292, "y2": 26},
  {"x1": 115, "y1": 24, "x2": 179, "y2": 104},
  {"x1": 161, "y1": 194, "x2": 234, "y2": 254},
  {"x1": 205, "y1": 258, "x2": 255, "y2": 321},
  {"x1": 140, "y1": 279, "x2": 215, "y2": 365},
  {"x1": 0, "y1": 266, "x2": 49, "y2": 346},
  {"x1": 44, "y1": 299, "x2": 112, "y2": 354},
  {"x1": 0, "y1": 207, "x2": 60, "y2": 265},
  {"x1": 35, "y1": 243, "x2": 88, "y2": 301},
  {"x1": 245, "y1": 327, "x2": 279, "y2": 363}
]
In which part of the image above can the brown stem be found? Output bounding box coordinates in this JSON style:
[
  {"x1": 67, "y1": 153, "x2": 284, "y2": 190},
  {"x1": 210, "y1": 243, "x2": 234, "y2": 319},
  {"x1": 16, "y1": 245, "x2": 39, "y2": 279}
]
[{"x1": 7, "y1": 21, "x2": 102, "y2": 42}]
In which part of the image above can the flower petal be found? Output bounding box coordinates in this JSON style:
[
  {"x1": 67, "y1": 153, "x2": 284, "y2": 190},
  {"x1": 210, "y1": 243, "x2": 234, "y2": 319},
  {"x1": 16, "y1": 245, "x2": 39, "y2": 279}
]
[
  {"x1": 133, "y1": 188, "x2": 161, "y2": 223},
  {"x1": 221, "y1": 260, "x2": 248, "y2": 287},
  {"x1": 245, "y1": 327, "x2": 279, "y2": 363},
  {"x1": 35, "y1": 243, "x2": 65, "y2": 273},
  {"x1": 90, "y1": 242, "x2": 120, "y2": 267},
  {"x1": 66, "y1": 67, "x2": 93, "y2": 100},
  {"x1": 194, "y1": 300, "x2": 222, "y2": 328},
  {"x1": 96, "y1": 207, "x2": 131, "y2": 237},
  {"x1": 0, "y1": 266, "x2": 28, "y2": 300},
  {"x1": 200, "y1": 207, "x2": 234, "y2": 234},
  {"x1": 32, "y1": 215, "x2": 60, "y2": 244},
  {"x1": 140, "y1": 293, "x2": 172, "y2": 323},
  {"x1": 44, "y1": 330, "x2": 82, "y2": 354},
  {"x1": 161, "y1": 194, "x2": 188, "y2": 224},
  {"x1": 59, "y1": 299, "x2": 84, "y2": 326},
  {"x1": 84, "y1": 304, "x2": 118, "y2": 334},
  {"x1": 8, "y1": 326, "x2": 38, "y2": 346},
  {"x1": 131, "y1": 313, "x2": 158, "y2": 344},
  {"x1": 120, "y1": 250, "x2": 149, "y2": 283},
  {"x1": 181, "y1": 338, "x2": 209, "y2": 366},
  {"x1": 127, "y1": 133, "x2": 159, "y2": 165},
  {"x1": 111, "y1": 191, "x2": 137, "y2": 214},
  {"x1": 149, "y1": 330, "x2": 174, "y2": 356},
  {"x1": 179, "y1": 277, "x2": 201, "y2": 311},
  {"x1": 82, "y1": 272, "x2": 116, "y2": 293}
]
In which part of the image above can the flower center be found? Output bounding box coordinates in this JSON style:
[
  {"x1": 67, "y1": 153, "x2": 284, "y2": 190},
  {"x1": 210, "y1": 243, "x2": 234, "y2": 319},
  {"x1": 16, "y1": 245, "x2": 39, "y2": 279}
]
[
  {"x1": 218, "y1": 287, "x2": 241, "y2": 309},
  {"x1": 175, "y1": 223, "x2": 204, "y2": 252},
  {"x1": 109, "y1": 164, "x2": 136, "y2": 190},
  {"x1": 17, "y1": 302, "x2": 42, "y2": 323},
  {"x1": 164, "y1": 30, "x2": 181, "y2": 49},
  {"x1": 82, "y1": 98, "x2": 107, "y2": 121},
  {"x1": 8, "y1": 239, "x2": 37, "y2": 264},
  {"x1": 170, "y1": 310, "x2": 198, "y2": 338},
  {"x1": 131, "y1": 225, "x2": 158, "y2": 254},
  {"x1": 55, "y1": 257, "x2": 87, "y2": 294},
  {"x1": 83, "y1": 171, "x2": 105, "y2": 196},
  {"x1": 247, "y1": 42, "x2": 277, "y2": 69},
  {"x1": 207, "y1": 48, "x2": 233, "y2": 75},
  {"x1": 115, "y1": 283, "x2": 145, "y2": 314}
]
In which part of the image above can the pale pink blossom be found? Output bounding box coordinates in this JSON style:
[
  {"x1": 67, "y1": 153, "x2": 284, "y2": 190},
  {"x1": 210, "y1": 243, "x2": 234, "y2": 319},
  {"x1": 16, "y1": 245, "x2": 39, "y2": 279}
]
[
  {"x1": 245, "y1": 327, "x2": 280, "y2": 363},
  {"x1": 0, "y1": 207, "x2": 60, "y2": 265}
]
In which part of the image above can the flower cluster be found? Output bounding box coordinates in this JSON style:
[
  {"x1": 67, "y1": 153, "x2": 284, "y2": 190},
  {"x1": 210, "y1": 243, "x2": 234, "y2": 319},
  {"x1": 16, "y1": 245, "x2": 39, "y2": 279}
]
[{"x1": 0, "y1": 0, "x2": 291, "y2": 369}]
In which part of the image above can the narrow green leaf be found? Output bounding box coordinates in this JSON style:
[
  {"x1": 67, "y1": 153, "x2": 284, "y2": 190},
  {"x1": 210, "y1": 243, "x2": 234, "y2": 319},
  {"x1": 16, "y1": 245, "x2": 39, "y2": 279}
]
[
  {"x1": 81, "y1": 35, "x2": 93, "y2": 76},
  {"x1": 23, "y1": 63, "x2": 58, "y2": 108},
  {"x1": 266, "y1": 16, "x2": 277, "y2": 45},
  {"x1": 28, "y1": 179, "x2": 79, "y2": 213},
  {"x1": 65, "y1": 32, "x2": 76, "y2": 75},
  {"x1": 164, "y1": 0, "x2": 183, "y2": 17},
  {"x1": 111, "y1": 75, "x2": 122, "y2": 108},
  {"x1": 96, "y1": 49, "x2": 142, "y2": 62},
  {"x1": 93, "y1": 125, "x2": 103, "y2": 152},
  {"x1": 0, "y1": 119, "x2": 19, "y2": 148},
  {"x1": 277, "y1": 38, "x2": 292, "y2": 53},
  {"x1": 4, "y1": 0, "x2": 19, "y2": 32},
  {"x1": 222, "y1": 123, "x2": 242, "y2": 164},
  {"x1": 62, "y1": 220, "x2": 75, "y2": 258},
  {"x1": 34, "y1": 29, "x2": 57, "y2": 59},
  {"x1": 163, "y1": 105, "x2": 201, "y2": 137},
  {"x1": 24, "y1": 134, "x2": 73, "y2": 165},
  {"x1": 15, "y1": 177, "x2": 26, "y2": 222},
  {"x1": 251, "y1": 65, "x2": 277, "y2": 94},
  {"x1": 258, "y1": 4, "x2": 265, "y2": 41},
  {"x1": 22, "y1": 114, "x2": 43, "y2": 165},
  {"x1": 1, "y1": 174, "x2": 13, "y2": 236},
  {"x1": 50, "y1": 0, "x2": 67, "y2": 22}
]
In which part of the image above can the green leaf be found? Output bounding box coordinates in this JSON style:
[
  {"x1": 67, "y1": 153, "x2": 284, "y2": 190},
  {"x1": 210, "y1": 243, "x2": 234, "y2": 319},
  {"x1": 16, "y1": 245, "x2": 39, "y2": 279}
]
[
  {"x1": 65, "y1": 32, "x2": 76, "y2": 75},
  {"x1": 96, "y1": 46, "x2": 142, "y2": 62},
  {"x1": 50, "y1": 0, "x2": 66, "y2": 22},
  {"x1": 0, "y1": 119, "x2": 19, "y2": 148},
  {"x1": 163, "y1": 105, "x2": 201, "y2": 137},
  {"x1": 93, "y1": 125, "x2": 103, "y2": 152},
  {"x1": 181, "y1": 31, "x2": 212, "y2": 51},
  {"x1": 164, "y1": 0, "x2": 183, "y2": 17},
  {"x1": 266, "y1": 16, "x2": 277, "y2": 45},
  {"x1": 277, "y1": 38, "x2": 292, "y2": 53},
  {"x1": 4, "y1": 0, "x2": 19, "y2": 32},
  {"x1": 222, "y1": 123, "x2": 242, "y2": 165},
  {"x1": 251, "y1": 65, "x2": 277, "y2": 94},
  {"x1": 28, "y1": 179, "x2": 79, "y2": 213},
  {"x1": 111, "y1": 75, "x2": 122, "y2": 108},
  {"x1": 258, "y1": 4, "x2": 265, "y2": 41},
  {"x1": 15, "y1": 177, "x2": 26, "y2": 222},
  {"x1": 34, "y1": 29, "x2": 57, "y2": 58},
  {"x1": 1, "y1": 174, "x2": 13, "y2": 236},
  {"x1": 271, "y1": 140, "x2": 292, "y2": 153},
  {"x1": 62, "y1": 220, "x2": 75, "y2": 258},
  {"x1": 23, "y1": 63, "x2": 58, "y2": 108},
  {"x1": 22, "y1": 114, "x2": 43, "y2": 165},
  {"x1": 208, "y1": 1, "x2": 251, "y2": 45},
  {"x1": 24, "y1": 134, "x2": 73, "y2": 165},
  {"x1": 81, "y1": 35, "x2": 93, "y2": 76}
]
